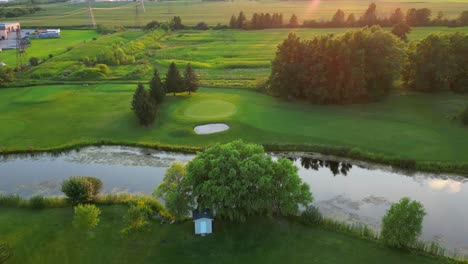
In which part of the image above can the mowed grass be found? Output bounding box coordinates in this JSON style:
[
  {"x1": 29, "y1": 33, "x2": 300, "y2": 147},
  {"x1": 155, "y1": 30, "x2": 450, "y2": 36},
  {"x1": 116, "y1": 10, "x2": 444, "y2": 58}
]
[
  {"x1": 0, "y1": 84, "x2": 467, "y2": 165},
  {"x1": 12, "y1": 0, "x2": 468, "y2": 27},
  {"x1": 0, "y1": 206, "x2": 456, "y2": 264},
  {"x1": 0, "y1": 30, "x2": 100, "y2": 66}
]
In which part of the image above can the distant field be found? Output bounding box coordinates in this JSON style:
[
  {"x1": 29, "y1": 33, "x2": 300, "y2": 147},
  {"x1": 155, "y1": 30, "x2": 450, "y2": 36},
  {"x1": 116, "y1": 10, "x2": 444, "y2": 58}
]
[
  {"x1": 8, "y1": 0, "x2": 468, "y2": 27},
  {"x1": 0, "y1": 85, "x2": 467, "y2": 166}
]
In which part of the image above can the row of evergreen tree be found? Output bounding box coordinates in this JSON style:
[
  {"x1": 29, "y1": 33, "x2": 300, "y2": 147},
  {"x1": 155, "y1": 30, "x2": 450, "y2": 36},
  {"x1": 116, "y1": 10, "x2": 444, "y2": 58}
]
[
  {"x1": 269, "y1": 27, "x2": 468, "y2": 104},
  {"x1": 131, "y1": 62, "x2": 199, "y2": 126},
  {"x1": 229, "y1": 5, "x2": 468, "y2": 30}
]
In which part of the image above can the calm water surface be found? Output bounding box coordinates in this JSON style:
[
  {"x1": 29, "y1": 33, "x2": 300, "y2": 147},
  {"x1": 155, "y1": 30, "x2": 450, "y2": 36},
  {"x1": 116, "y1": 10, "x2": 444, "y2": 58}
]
[{"x1": 1, "y1": 146, "x2": 467, "y2": 256}]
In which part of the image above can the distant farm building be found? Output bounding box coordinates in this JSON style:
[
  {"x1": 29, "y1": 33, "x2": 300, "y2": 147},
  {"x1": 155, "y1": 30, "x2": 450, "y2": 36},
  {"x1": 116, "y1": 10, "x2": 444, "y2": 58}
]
[
  {"x1": 34, "y1": 29, "x2": 61, "y2": 39},
  {"x1": 0, "y1": 22, "x2": 20, "y2": 40},
  {"x1": 193, "y1": 209, "x2": 214, "y2": 236}
]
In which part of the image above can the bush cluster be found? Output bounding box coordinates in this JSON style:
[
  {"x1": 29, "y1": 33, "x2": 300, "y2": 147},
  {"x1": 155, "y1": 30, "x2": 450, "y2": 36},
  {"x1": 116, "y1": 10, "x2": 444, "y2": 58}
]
[
  {"x1": 300, "y1": 206, "x2": 323, "y2": 225},
  {"x1": 61, "y1": 176, "x2": 103, "y2": 204}
]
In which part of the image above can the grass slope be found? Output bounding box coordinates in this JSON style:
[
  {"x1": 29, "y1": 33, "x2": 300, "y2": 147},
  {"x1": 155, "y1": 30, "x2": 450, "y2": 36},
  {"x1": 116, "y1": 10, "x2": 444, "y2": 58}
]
[
  {"x1": 11, "y1": 0, "x2": 468, "y2": 27},
  {"x1": 0, "y1": 206, "x2": 456, "y2": 264},
  {"x1": 0, "y1": 85, "x2": 467, "y2": 168}
]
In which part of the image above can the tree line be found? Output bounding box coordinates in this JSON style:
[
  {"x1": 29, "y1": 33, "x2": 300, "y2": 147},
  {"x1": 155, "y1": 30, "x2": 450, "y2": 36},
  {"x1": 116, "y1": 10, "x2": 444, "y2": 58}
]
[
  {"x1": 268, "y1": 27, "x2": 467, "y2": 104},
  {"x1": 131, "y1": 62, "x2": 199, "y2": 126},
  {"x1": 0, "y1": 6, "x2": 42, "y2": 18},
  {"x1": 229, "y1": 5, "x2": 468, "y2": 30}
]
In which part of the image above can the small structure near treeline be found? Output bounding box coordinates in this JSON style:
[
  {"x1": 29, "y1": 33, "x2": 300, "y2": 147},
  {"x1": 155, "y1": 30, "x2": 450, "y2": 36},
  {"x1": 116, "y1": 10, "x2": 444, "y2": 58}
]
[{"x1": 193, "y1": 209, "x2": 213, "y2": 236}]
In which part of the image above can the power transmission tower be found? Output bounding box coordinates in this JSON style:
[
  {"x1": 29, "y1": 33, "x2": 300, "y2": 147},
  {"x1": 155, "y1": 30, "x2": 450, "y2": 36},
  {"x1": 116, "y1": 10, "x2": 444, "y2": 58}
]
[
  {"x1": 87, "y1": 0, "x2": 96, "y2": 28},
  {"x1": 135, "y1": 0, "x2": 145, "y2": 27},
  {"x1": 15, "y1": 28, "x2": 28, "y2": 70}
]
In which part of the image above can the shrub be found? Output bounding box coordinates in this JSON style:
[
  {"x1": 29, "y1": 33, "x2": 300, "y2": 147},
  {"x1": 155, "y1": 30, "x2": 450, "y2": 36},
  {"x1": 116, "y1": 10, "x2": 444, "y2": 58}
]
[
  {"x1": 300, "y1": 206, "x2": 323, "y2": 225},
  {"x1": 95, "y1": 64, "x2": 109, "y2": 75},
  {"x1": 462, "y1": 106, "x2": 468, "y2": 126},
  {"x1": 29, "y1": 195, "x2": 46, "y2": 209},
  {"x1": 73, "y1": 204, "x2": 101, "y2": 234},
  {"x1": 61, "y1": 176, "x2": 103, "y2": 204},
  {"x1": 0, "y1": 242, "x2": 12, "y2": 263},
  {"x1": 29, "y1": 57, "x2": 39, "y2": 66},
  {"x1": 381, "y1": 197, "x2": 426, "y2": 248},
  {"x1": 193, "y1": 22, "x2": 209, "y2": 30},
  {"x1": 121, "y1": 199, "x2": 154, "y2": 235},
  {"x1": 71, "y1": 67, "x2": 106, "y2": 80}
]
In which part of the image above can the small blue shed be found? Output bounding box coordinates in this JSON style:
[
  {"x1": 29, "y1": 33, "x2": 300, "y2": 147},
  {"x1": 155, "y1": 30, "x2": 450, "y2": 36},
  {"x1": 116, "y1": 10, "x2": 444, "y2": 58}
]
[{"x1": 193, "y1": 209, "x2": 213, "y2": 236}]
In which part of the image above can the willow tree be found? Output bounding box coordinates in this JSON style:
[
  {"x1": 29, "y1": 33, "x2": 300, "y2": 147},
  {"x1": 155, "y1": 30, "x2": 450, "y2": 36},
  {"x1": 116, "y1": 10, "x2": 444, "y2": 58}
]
[{"x1": 186, "y1": 140, "x2": 312, "y2": 222}]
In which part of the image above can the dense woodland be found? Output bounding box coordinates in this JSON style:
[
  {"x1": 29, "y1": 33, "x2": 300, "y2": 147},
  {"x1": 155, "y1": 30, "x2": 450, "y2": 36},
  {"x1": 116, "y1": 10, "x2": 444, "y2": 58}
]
[
  {"x1": 269, "y1": 27, "x2": 468, "y2": 104},
  {"x1": 269, "y1": 26, "x2": 404, "y2": 104}
]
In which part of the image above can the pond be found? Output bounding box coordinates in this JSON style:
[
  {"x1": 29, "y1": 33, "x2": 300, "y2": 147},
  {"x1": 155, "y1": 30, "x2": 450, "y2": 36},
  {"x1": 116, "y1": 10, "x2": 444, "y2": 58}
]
[{"x1": 1, "y1": 146, "x2": 467, "y2": 257}]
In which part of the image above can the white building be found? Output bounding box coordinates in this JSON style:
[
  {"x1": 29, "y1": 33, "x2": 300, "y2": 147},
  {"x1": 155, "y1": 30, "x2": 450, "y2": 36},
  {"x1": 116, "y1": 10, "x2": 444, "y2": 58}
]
[
  {"x1": 0, "y1": 22, "x2": 20, "y2": 40},
  {"x1": 193, "y1": 209, "x2": 213, "y2": 236}
]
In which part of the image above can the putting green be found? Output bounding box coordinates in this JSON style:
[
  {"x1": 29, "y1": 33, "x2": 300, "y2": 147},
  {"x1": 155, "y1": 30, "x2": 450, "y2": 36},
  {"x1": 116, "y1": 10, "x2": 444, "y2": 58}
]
[
  {"x1": 0, "y1": 119, "x2": 26, "y2": 142},
  {"x1": 183, "y1": 99, "x2": 237, "y2": 119}
]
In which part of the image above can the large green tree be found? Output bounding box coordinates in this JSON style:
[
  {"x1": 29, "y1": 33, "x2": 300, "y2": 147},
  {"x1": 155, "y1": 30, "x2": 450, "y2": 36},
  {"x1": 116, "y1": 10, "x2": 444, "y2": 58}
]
[
  {"x1": 154, "y1": 162, "x2": 193, "y2": 221},
  {"x1": 381, "y1": 197, "x2": 426, "y2": 248},
  {"x1": 391, "y1": 22, "x2": 411, "y2": 41},
  {"x1": 131, "y1": 83, "x2": 157, "y2": 126},
  {"x1": 186, "y1": 140, "x2": 312, "y2": 222},
  {"x1": 183, "y1": 63, "x2": 199, "y2": 95},
  {"x1": 149, "y1": 67, "x2": 165, "y2": 103},
  {"x1": 165, "y1": 62, "x2": 184, "y2": 96}
]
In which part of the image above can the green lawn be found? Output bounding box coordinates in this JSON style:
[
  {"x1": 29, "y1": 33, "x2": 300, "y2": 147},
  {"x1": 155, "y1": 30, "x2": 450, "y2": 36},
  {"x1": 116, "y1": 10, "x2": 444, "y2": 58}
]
[
  {"x1": 11, "y1": 0, "x2": 468, "y2": 27},
  {"x1": 0, "y1": 30, "x2": 100, "y2": 66},
  {"x1": 0, "y1": 85, "x2": 467, "y2": 168},
  {"x1": 0, "y1": 206, "x2": 455, "y2": 264}
]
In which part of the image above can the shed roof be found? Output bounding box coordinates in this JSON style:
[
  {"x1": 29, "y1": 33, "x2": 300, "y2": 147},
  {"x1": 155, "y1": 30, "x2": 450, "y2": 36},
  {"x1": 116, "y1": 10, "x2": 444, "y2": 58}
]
[{"x1": 192, "y1": 209, "x2": 214, "y2": 220}]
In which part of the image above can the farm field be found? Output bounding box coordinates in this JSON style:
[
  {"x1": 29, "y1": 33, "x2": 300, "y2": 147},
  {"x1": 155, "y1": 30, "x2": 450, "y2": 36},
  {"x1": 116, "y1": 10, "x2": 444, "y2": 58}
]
[
  {"x1": 9, "y1": 0, "x2": 468, "y2": 27},
  {"x1": 4, "y1": 27, "x2": 468, "y2": 88},
  {"x1": 0, "y1": 206, "x2": 456, "y2": 264},
  {"x1": 0, "y1": 85, "x2": 467, "y2": 166}
]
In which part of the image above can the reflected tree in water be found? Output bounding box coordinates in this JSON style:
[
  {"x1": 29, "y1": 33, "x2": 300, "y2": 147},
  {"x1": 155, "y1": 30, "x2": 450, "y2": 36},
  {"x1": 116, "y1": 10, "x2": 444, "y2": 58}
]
[{"x1": 295, "y1": 157, "x2": 353, "y2": 176}]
